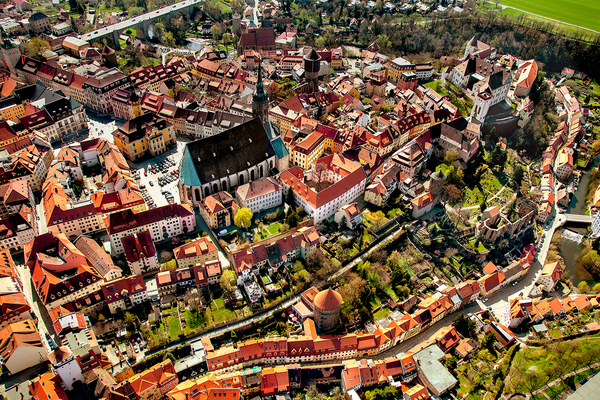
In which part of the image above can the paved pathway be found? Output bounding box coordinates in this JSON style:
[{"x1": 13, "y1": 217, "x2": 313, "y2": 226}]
[{"x1": 526, "y1": 361, "x2": 600, "y2": 398}]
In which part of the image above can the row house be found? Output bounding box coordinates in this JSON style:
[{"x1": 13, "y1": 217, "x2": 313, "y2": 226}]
[
  {"x1": 173, "y1": 236, "x2": 219, "y2": 269},
  {"x1": 0, "y1": 205, "x2": 36, "y2": 252},
  {"x1": 165, "y1": 373, "x2": 241, "y2": 400},
  {"x1": 43, "y1": 174, "x2": 145, "y2": 240},
  {"x1": 112, "y1": 112, "x2": 176, "y2": 161},
  {"x1": 0, "y1": 319, "x2": 48, "y2": 374},
  {"x1": 0, "y1": 291, "x2": 32, "y2": 330},
  {"x1": 128, "y1": 360, "x2": 179, "y2": 400},
  {"x1": 291, "y1": 131, "x2": 325, "y2": 170},
  {"x1": 129, "y1": 60, "x2": 189, "y2": 92},
  {"x1": 230, "y1": 226, "x2": 321, "y2": 276},
  {"x1": 199, "y1": 191, "x2": 239, "y2": 230},
  {"x1": 121, "y1": 230, "x2": 159, "y2": 275},
  {"x1": 0, "y1": 139, "x2": 54, "y2": 192},
  {"x1": 105, "y1": 204, "x2": 196, "y2": 255},
  {"x1": 82, "y1": 68, "x2": 130, "y2": 115},
  {"x1": 15, "y1": 57, "x2": 129, "y2": 115},
  {"x1": 173, "y1": 108, "x2": 253, "y2": 140},
  {"x1": 74, "y1": 236, "x2": 122, "y2": 282},
  {"x1": 20, "y1": 96, "x2": 88, "y2": 142},
  {"x1": 101, "y1": 275, "x2": 147, "y2": 314}
]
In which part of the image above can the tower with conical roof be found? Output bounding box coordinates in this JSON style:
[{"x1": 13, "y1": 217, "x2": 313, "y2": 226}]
[
  {"x1": 130, "y1": 85, "x2": 141, "y2": 119},
  {"x1": 252, "y1": 58, "x2": 269, "y2": 125},
  {"x1": 304, "y1": 48, "x2": 321, "y2": 93}
]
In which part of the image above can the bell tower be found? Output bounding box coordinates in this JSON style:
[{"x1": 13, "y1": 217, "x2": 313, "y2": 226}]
[
  {"x1": 130, "y1": 85, "x2": 141, "y2": 119},
  {"x1": 252, "y1": 58, "x2": 269, "y2": 125}
]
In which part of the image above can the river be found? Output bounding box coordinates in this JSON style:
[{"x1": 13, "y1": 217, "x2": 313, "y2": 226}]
[{"x1": 559, "y1": 155, "x2": 600, "y2": 285}]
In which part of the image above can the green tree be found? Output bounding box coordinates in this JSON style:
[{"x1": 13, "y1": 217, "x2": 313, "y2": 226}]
[
  {"x1": 337, "y1": 215, "x2": 347, "y2": 230},
  {"x1": 446, "y1": 166, "x2": 464, "y2": 186},
  {"x1": 592, "y1": 139, "x2": 600, "y2": 156},
  {"x1": 230, "y1": 0, "x2": 245, "y2": 13},
  {"x1": 482, "y1": 332, "x2": 497, "y2": 355},
  {"x1": 444, "y1": 149, "x2": 460, "y2": 164},
  {"x1": 70, "y1": 16, "x2": 79, "y2": 33},
  {"x1": 582, "y1": 250, "x2": 600, "y2": 275},
  {"x1": 220, "y1": 270, "x2": 238, "y2": 295},
  {"x1": 124, "y1": 312, "x2": 137, "y2": 327},
  {"x1": 222, "y1": 33, "x2": 232, "y2": 47},
  {"x1": 234, "y1": 208, "x2": 253, "y2": 229},
  {"x1": 210, "y1": 24, "x2": 223, "y2": 41},
  {"x1": 27, "y1": 37, "x2": 50, "y2": 59},
  {"x1": 286, "y1": 187, "x2": 294, "y2": 205},
  {"x1": 512, "y1": 165, "x2": 525, "y2": 187},
  {"x1": 453, "y1": 312, "x2": 476, "y2": 338},
  {"x1": 163, "y1": 31, "x2": 176, "y2": 47},
  {"x1": 489, "y1": 144, "x2": 508, "y2": 167},
  {"x1": 128, "y1": 6, "x2": 145, "y2": 17},
  {"x1": 153, "y1": 22, "x2": 165, "y2": 42}
]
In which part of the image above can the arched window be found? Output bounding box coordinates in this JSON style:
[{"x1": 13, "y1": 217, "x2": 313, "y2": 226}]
[
  {"x1": 222, "y1": 181, "x2": 227, "y2": 191},
  {"x1": 259, "y1": 165, "x2": 264, "y2": 178},
  {"x1": 250, "y1": 169, "x2": 255, "y2": 181},
  {"x1": 239, "y1": 174, "x2": 244, "y2": 185},
  {"x1": 195, "y1": 188, "x2": 201, "y2": 201},
  {"x1": 213, "y1": 183, "x2": 218, "y2": 193},
  {"x1": 204, "y1": 187, "x2": 210, "y2": 197}
]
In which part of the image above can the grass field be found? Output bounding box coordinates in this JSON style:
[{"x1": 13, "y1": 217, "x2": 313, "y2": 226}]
[{"x1": 501, "y1": 0, "x2": 600, "y2": 32}]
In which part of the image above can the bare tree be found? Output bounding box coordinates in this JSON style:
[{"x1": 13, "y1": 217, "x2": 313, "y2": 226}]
[{"x1": 313, "y1": 162, "x2": 328, "y2": 191}]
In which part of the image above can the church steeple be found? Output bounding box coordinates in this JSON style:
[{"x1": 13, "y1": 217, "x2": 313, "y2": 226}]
[{"x1": 252, "y1": 57, "x2": 269, "y2": 124}]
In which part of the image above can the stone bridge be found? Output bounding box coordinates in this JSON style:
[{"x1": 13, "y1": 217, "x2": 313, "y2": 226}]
[
  {"x1": 557, "y1": 213, "x2": 594, "y2": 225},
  {"x1": 80, "y1": 0, "x2": 201, "y2": 49}
]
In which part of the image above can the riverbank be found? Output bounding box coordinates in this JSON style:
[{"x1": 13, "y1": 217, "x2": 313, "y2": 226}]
[{"x1": 559, "y1": 154, "x2": 600, "y2": 287}]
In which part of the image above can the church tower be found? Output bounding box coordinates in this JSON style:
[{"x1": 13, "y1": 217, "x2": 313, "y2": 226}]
[
  {"x1": 130, "y1": 86, "x2": 142, "y2": 119},
  {"x1": 252, "y1": 58, "x2": 269, "y2": 125}
]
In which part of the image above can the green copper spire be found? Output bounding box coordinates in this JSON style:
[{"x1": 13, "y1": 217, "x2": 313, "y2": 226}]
[{"x1": 253, "y1": 57, "x2": 269, "y2": 105}]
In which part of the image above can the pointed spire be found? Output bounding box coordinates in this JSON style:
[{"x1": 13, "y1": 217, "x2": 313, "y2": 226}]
[{"x1": 253, "y1": 56, "x2": 268, "y2": 106}]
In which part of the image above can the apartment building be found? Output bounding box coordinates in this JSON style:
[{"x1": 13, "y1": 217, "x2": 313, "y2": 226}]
[
  {"x1": 101, "y1": 275, "x2": 147, "y2": 314},
  {"x1": 235, "y1": 177, "x2": 282, "y2": 214},
  {"x1": 279, "y1": 154, "x2": 367, "y2": 223},
  {"x1": 173, "y1": 236, "x2": 219, "y2": 269},
  {"x1": 121, "y1": 231, "x2": 159, "y2": 275},
  {"x1": 105, "y1": 204, "x2": 196, "y2": 255},
  {"x1": 28, "y1": 232, "x2": 104, "y2": 312},
  {"x1": 112, "y1": 112, "x2": 175, "y2": 161},
  {"x1": 82, "y1": 68, "x2": 130, "y2": 115}
]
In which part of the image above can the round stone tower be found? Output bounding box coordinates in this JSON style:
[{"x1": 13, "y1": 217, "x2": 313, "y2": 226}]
[
  {"x1": 429, "y1": 170, "x2": 447, "y2": 196},
  {"x1": 303, "y1": 48, "x2": 321, "y2": 93}
]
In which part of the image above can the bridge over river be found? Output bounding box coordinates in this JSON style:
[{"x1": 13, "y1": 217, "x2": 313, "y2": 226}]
[{"x1": 80, "y1": 0, "x2": 201, "y2": 49}]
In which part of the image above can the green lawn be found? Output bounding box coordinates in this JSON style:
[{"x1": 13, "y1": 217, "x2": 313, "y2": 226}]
[
  {"x1": 373, "y1": 308, "x2": 390, "y2": 320},
  {"x1": 166, "y1": 316, "x2": 182, "y2": 338},
  {"x1": 468, "y1": 239, "x2": 488, "y2": 253},
  {"x1": 255, "y1": 222, "x2": 283, "y2": 241},
  {"x1": 509, "y1": 338, "x2": 600, "y2": 393},
  {"x1": 208, "y1": 0, "x2": 231, "y2": 13},
  {"x1": 182, "y1": 310, "x2": 208, "y2": 333},
  {"x1": 501, "y1": 0, "x2": 600, "y2": 32},
  {"x1": 211, "y1": 297, "x2": 236, "y2": 324},
  {"x1": 424, "y1": 80, "x2": 449, "y2": 96},
  {"x1": 548, "y1": 328, "x2": 562, "y2": 338},
  {"x1": 545, "y1": 382, "x2": 568, "y2": 399}
]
